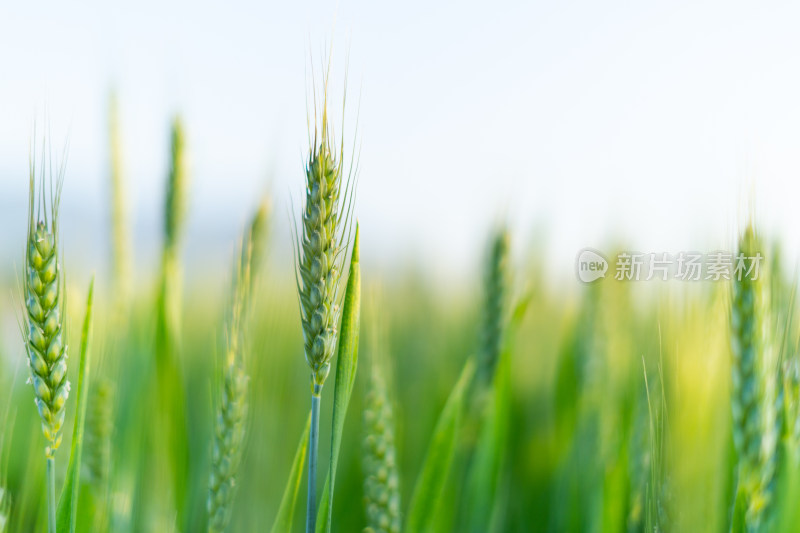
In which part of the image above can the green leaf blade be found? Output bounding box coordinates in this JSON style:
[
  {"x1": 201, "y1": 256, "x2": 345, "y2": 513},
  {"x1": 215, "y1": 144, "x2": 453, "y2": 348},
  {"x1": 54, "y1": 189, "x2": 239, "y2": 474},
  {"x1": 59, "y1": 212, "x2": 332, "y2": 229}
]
[
  {"x1": 271, "y1": 413, "x2": 311, "y2": 533},
  {"x1": 465, "y1": 351, "x2": 511, "y2": 532},
  {"x1": 406, "y1": 358, "x2": 476, "y2": 533},
  {"x1": 316, "y1": 226, "x2": 361, "y2": 533},
  {"x1": 56, "y1": 278, "x2": 95, "y2": 533},
  {"x1": 466, "y1": 290, "x2": 531, "y2": 532}
]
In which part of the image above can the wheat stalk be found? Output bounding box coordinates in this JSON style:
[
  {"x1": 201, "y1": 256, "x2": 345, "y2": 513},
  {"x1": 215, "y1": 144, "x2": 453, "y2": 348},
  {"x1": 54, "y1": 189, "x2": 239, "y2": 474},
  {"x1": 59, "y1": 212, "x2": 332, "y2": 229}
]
[
  {"x1": 0, "y1": 387, "x2": 14, "y2": 533},
  {"x1": 22, "y1": 148, "x2": 68, "y2": 533},
  {"x1": 730, "y1": 224, "x2": 778, "y2": 531},
  {"x1": 294, "y1": 70, "x2": 357, "y2": 533},
  {"x1": 626, "y1": 390, "x2": 649, "y2": 532}
]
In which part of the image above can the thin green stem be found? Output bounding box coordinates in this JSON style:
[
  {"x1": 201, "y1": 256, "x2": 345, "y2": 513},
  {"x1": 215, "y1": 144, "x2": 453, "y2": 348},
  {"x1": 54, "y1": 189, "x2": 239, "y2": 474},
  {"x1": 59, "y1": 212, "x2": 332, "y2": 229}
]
[
  {"x1": 47, "y1": 456, "x2": 56, "y2": 533},
  {"x1": 306, "y1": 387, "x2": 322, "y2": 533}
]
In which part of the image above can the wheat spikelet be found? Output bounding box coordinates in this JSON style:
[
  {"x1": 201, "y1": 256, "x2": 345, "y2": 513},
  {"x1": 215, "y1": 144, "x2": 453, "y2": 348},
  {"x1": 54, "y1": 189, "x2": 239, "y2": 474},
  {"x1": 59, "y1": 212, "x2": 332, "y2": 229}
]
[
  {"x1": 164, "y1": 117, "x2": 189, "y2": 260},
  {"x1": 78, "y1": 377, "x2": 113, "y2": 531},
  {"x1": 245, "y1": 198, "x2": 270, "y2": 294},
  {"x1": 23, "y1": 160, "x2": 68, "y2": 460},
  {"x1": 207, "y1": 361, "x2": 248, "y2": 533},
  {"x1": 22, "y1": 147, "x2": 68, "y2": 533},
  {"x1": 207, "y1": 237, "x2": 253, "y2": 533},
  {"x1": 295, "y1": 99, "x2": 356, "y2": 390},
  {"x1": 477, "y1": 227, "x2": 510, "y2": 388},
  {"x1": 157, "y1": 116, "x2": 189, "y2": 354},
  {"x1": 730, "y1": 224, "x2": 778, "y2": 530},
  {"x1": 156, "y1": 116, "x2": 190, "y2": 364},
  {"x1": 158, "y1": 115, "x2": 189, "y2": 336},
  {"x1": 84, "y1": 378, "x2": 113, "y2": 491},
  {"x1": 362, "y1": 362, "x2": 401, "y2": 533},
  {"x1": 149, "y1": 116, "x2": 191, "y2": 529},
  {"x1": 108, "y1": 92, "x2": 132, "y2": 312},
  {"x1": 295, "y1": 73, "x2": 358, "y2": 533}
]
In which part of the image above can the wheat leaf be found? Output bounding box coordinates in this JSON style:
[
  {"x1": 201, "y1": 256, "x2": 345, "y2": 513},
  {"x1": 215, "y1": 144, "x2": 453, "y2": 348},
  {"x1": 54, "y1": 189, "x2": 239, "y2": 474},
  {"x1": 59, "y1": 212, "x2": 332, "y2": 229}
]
[
  {"x1": 271, "y1": 413, "x2": 311, "y2": 533},
  {"x1": 465, "y1": 290, "x2": 530, "y2": 532},
  {"x1": 316, "y1": 226, "x2": 361, "y2": 533},
  {"x1": 56, "y1": 278, "x2": 94, "y2": 533},
  {"x1": 406, "y1": 358, "x2": 476, "y2": 533}
]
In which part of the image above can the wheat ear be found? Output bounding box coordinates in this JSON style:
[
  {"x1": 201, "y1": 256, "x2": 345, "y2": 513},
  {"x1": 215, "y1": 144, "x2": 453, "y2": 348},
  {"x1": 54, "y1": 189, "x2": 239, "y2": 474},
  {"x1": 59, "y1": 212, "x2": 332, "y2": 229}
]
[
  {"x1": 84, "y1": 379, "x2": 113, "y2": 490},
  {"x1": 207, "y1": 361, "x2": 248, "y2": 533},
  {"x1": 207, "y1": 233, "x2": 255, "y2": 533},
  {"x1": 477, "y1": 227, "x2": 510, "y2": 388},
  {"x1": 23, "y1": 149, "x2": 68, "y2": 533},
  {"x1": 108, "y1": 92, "x2": 132, "y2": 314},
  {"x1": 245, "y1": 198, "x2": 270, "y2": 296},
  {"x1": 730, "y1": 224, "x2": 778, "y2": 531},
  {"x1": 362, "y1": 362, "x2": 401, "y2": 533}
]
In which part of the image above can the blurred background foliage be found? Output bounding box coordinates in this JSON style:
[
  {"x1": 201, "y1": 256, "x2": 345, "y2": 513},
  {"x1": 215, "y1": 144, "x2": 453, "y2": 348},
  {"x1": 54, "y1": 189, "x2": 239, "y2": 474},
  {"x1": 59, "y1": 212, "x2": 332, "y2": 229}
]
[
  {"x1": 2, "y1": 201, "x2": 791, "y2": 531},
  {"x1": 1, "y1": 117, "x2": 799, "y2": 533}
]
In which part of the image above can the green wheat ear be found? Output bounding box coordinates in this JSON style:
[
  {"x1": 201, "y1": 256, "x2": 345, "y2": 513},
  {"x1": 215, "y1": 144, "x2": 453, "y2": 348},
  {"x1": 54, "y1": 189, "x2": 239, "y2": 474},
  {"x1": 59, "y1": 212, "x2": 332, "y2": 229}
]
[
  {"x1": 296, "y1": 70, "x2": 359, "y2": 533},
  {"x1": 730, "y1": 223, "x2": 778, "y2": 530},
  {"x1": 295, "y1": 100, "x2": 357, "y2": 390},
  {"x1": 164, "y1": 117, "x2": 189, "y2": 257},
  {"x1": 245, "y1": 197, "x2": 270, "y2": 293},
  {"x1": 84, "y1": 378, "x2": 113, "y2": 490},
  {"x1": 108, "y1": 91, "x2": 132, "y2": 314},
  {"x1": 477, "y1": 227, "x2": 510, "y2": 388},
  {"x1": 207, "y1": 359, "x2": 248, "y2": 533},
  {"x1": 152, "y1": 115, "x2": 191, "y2": 530},
  {"x1": 22, "y1": 145, "x2": 68, "y2": 533},
  {"x1": 362, "y1": 362, "x2": 401, "y2": 533},
  {"x1": 361, "y1": 292, "x2": 401, "y2": 533},
  {"x1": 156, "y1": 115, "x2": 190, "y2": 360},
  {"x1": 208, "y1": 226, "x2": 259, "y2": 533},
  {"x1": 24, "y1": 161, "x2": 68, "y2": 460}
]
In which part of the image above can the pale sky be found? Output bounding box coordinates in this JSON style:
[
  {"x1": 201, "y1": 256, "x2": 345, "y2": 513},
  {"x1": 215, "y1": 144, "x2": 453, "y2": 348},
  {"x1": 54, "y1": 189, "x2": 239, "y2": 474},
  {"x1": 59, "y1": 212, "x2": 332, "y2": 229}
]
[{"x1": 1, "y1": 2, "x2": 800, "y2": 284}]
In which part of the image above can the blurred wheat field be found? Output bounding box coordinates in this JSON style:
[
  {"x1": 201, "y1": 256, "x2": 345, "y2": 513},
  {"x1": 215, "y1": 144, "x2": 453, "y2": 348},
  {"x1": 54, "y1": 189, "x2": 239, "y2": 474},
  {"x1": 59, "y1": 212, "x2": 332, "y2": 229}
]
[{"x1": 1, "y1": 123, "x2": 800, "y2": 533}]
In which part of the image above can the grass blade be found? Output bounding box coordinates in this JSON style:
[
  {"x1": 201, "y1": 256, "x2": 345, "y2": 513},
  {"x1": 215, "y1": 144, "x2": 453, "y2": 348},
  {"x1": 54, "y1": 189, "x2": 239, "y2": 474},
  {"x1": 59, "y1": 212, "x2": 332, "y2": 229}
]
[
  {"x1": 271, "y1": 413, "x2": 311, "y2": 533},
  {"x1": 465, "y1": 345, "x2": 511, "y2": 532},
  {"x1": 56, "y1": 278, "x2": 95, "y2": 533},
  {"x1": 470, "y1": 291, "x2": 531, "y2": 533},
  {"x1": 315, "y1": 226, "x2": 361, "y2": 533},
  {"x1": 405, "y1": 358, "x2": 476, "y2": 533}
]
